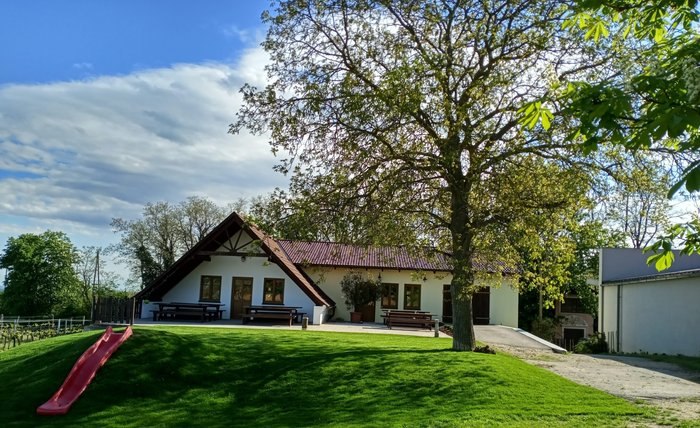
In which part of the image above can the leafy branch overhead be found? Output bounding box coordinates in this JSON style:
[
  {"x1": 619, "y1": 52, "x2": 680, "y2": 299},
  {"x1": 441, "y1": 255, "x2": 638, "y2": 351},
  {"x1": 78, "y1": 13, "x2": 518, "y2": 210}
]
[{"x1": 560, "y1": 0, "x2": 700, "y2": 193}]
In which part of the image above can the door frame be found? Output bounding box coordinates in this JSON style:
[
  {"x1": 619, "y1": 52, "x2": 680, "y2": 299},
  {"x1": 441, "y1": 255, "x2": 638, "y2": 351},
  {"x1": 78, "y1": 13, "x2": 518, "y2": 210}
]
[{"x1": 231, "y1": 277, "x2": 253, "y2": 320}]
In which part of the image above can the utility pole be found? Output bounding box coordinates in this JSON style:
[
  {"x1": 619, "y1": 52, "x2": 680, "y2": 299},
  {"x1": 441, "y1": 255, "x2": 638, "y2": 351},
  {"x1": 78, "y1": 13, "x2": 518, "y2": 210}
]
[{"x1": 89, "y1": 249, "x2": 101, "y2": 321}]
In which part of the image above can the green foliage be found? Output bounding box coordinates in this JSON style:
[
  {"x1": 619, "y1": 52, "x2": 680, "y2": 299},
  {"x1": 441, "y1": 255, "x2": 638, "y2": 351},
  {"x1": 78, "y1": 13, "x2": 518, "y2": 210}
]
[
  {"x1": 531, "y1": 318, "x2": 559, "y2": 342},
  {"x1": 557, "y1": 1, "x2": 700, "y2": 270},
  {"x1": 644, "y1": 218, "x2": 700, "y2": 269},
  {"x1": 560, "y1": 1, "x2": 700, "y2": 190},
  {"x1": 110, "y1": 196, "x2": 227, "y2": 288},
  {"x1": 339, "y1": 272, "x2": 382, "y2": 312},
  {"x1": 0, "y1": 231, "x2": 85, "y2": 317},
  {"x1": 574, "y1": 332, "x2": 609, "y2": 354},
  {"x1": 518, "y1": 101, "x2": 554, "y2": 130},
  {"x1": 0, "y1": 327, "x2": 652, "y2": 426},
  {"x1": 233, "y1": 0, "x2": 616, "y2": 351}
]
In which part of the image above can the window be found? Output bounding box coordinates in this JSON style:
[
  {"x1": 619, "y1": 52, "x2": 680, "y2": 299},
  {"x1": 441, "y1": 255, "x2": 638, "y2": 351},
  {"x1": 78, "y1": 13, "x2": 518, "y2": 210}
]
[
  {"x1": 199, "y1": 275, "x2": 222, "y2": 302},
  {"x1": 263, "y1": 278, "x2": 285, "y2": 304},
  {"x1": 381, "y1": 283, "x2": 399, "y2": 309},
  {"x1": 560, "y1": 296, "x2": 586, "y2": 314},
  {"x1": 404, "y1": 284, "x2": 421, "y2": 310}
]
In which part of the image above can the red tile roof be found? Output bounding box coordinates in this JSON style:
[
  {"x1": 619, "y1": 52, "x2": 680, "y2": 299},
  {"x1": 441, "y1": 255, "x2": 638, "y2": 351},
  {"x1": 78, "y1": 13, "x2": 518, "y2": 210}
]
[{"x1": 277, "y1": 240, "x2": 516, "y2": 274}]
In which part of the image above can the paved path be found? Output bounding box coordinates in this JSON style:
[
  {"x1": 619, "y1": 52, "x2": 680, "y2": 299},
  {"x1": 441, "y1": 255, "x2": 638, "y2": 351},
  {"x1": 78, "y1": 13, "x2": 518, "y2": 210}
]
[
  {"x1": 477, "y1": 330, "x2": 700, "y2": 423},
  {"x1": 135, "y1": 319, "x2": 449, "y2": 337},
  {"x1": 474, "y1": 325, "x2": 552, "y2": 350}
]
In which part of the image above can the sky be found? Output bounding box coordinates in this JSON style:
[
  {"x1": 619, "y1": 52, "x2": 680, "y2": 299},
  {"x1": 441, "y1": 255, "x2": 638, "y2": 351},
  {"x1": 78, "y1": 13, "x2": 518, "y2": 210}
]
[{"x1": 0, "y1": 1, "x2": 282, "y2": 284}]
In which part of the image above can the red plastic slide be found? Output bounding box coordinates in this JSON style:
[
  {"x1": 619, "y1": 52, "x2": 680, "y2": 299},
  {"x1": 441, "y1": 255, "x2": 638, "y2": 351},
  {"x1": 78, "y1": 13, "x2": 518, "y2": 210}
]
[{"x1": 37, "y1": 326, "x2": 133, "y2": 416}]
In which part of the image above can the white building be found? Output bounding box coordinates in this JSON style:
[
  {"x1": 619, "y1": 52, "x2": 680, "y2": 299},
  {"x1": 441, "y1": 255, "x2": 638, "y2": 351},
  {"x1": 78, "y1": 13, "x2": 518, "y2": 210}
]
[
  {"x1": 599, "y1": 248, "x2": 700, "y2": 356},
  {"x1": 136, "y1": 212, "x2": 519, "y2": 327}
]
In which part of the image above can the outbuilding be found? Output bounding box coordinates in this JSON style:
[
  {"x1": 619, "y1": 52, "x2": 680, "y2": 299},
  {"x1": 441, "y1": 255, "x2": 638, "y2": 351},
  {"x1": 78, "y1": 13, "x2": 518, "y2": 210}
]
[{"x1": 599, "y1": 248, "x2": 700, "y2": 356}]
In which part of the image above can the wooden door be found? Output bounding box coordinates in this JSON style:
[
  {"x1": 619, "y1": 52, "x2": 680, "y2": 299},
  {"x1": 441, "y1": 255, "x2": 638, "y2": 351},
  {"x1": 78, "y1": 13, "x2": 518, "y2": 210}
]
[
  {"x1": 231, "y1": 277, "x2": 253, "y2": 319},
  {"x1": 473, "y1": 287, "x2": 490, "y2": 325},
  {"x1": 358, "y1": 302, "x2": 376, "y2": 322},
  {"x1": 442, "y1": 284, "x2": 453, "y2": 324}
]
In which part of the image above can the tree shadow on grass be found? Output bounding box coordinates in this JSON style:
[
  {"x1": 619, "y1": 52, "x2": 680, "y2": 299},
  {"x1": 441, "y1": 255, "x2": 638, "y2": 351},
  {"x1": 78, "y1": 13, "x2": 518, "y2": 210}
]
[
  {"x1": 62, "y1": 329, "x2": 506, "y2": 427},
  {"x1": 2, "y1": 328, "x2": 637, "y2": 427}
]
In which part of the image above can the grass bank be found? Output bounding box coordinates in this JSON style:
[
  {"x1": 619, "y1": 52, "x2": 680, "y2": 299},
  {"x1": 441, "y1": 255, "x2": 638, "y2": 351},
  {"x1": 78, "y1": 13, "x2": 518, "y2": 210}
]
[{"x1": 0, "y1": 326, "x2": 654, "y2": 427}]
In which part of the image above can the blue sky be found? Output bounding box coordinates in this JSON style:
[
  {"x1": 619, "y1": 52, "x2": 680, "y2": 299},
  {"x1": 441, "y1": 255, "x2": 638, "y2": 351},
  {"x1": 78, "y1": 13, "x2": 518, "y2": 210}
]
[
  {"x1": 0, "y1": 1, "x2": 286, "y2": 285},
  {"x1": 0, "y1": 1, "x2": 267, "y2": 83}
]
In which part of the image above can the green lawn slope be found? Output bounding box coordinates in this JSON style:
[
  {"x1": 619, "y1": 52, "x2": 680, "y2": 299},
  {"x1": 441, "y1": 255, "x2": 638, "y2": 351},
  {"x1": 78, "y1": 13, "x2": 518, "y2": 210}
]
[{"x1": 0, "y1": 327, "x2": 654, "y2": 427}]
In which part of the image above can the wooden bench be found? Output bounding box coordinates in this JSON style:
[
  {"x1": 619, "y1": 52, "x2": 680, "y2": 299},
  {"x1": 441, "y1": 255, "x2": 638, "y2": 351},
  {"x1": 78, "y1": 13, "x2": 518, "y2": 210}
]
[
  {"x1": 243, "y1": 306, "x2": 301, "y2": 327},
  {"x1": 381, "y1": 309, "x2": 431, "y2": 325},
  {"x1": 386, "y1": 311, "x2": 435, "y2": 330}
]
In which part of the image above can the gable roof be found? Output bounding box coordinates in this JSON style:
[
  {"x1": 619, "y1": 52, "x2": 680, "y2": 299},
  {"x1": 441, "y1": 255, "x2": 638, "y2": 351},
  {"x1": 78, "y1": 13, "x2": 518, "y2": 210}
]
[
  {"x1": 277, "y1": 240, "x2": 517, "y2": 274},
  {"x1": 135, "y1": 212, "x2": 334, "y2": 307}
]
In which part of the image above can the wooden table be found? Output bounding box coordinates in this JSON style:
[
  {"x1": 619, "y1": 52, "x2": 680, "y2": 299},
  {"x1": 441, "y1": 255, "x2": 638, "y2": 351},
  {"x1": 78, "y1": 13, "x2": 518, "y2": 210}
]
[{"x1": 151, "y1": 302, "x2": 225, "y2": 322}]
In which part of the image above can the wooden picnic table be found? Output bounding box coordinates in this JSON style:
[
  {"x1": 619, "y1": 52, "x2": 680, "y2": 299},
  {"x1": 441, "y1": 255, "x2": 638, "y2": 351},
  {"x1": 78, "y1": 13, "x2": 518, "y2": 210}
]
[
  {"x1": 242, "y1": 305, "x2": 305, "y2": 327},
  {"x1": 151, "y1": 302, "x2": 225, "y2": 322}
]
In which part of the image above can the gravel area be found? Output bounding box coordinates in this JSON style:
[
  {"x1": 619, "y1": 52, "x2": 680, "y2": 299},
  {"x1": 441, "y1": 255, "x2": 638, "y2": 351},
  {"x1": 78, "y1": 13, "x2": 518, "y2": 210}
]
[{"x1": 494, "y1": 344, "x2": 700, "y2": 422}]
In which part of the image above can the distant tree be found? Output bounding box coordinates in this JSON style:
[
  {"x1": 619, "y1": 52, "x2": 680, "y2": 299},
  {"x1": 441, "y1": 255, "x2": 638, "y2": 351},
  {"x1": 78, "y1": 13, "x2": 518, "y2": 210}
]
[
  {"x1": 175, "y1": 196, "x2": 227, "y2": 250},
  {"x1": 75, "y1": 246, "x2": 128, "y2": 305},
  {"x1": 606, "y1": 156, "x2": 673, "y2": 248},
  {"x1": 0, "y1": 231, "x2": 85, "y2": 316},
  {"x1": 75, "y1": 246, "x2": 101, "y2": 309},
  {"x1": 111, "y1": 197, "x2": 227, "y2": 288}
]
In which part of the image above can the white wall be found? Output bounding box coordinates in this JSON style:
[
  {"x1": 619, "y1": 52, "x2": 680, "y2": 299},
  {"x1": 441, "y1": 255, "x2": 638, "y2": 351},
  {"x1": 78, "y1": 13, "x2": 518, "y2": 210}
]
[
  {"x1": 140, "y1": 230, "x2": 319, "y2": 323},
  {"x1": 489, "y1": 281, "x2": 518, "y2": 327},
  {"x1": 305, "y1": 267, "x2": 518, "y2": 327},
  {"x1": 600, "y1": 278, "x2": 700, "y2": 356}
]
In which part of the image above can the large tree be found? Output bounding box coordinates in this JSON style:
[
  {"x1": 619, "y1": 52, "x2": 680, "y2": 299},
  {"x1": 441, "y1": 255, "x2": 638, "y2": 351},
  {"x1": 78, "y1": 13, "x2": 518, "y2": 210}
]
[
  {"x1": 0, "y1": 231, "x2": 84, "y2": 316},
  {"x1": 111, "y1": 196, "x2": 227, "y2": 288},
  {"x1": 233, "y1": 0, "x2": 614, "y2": 350}
]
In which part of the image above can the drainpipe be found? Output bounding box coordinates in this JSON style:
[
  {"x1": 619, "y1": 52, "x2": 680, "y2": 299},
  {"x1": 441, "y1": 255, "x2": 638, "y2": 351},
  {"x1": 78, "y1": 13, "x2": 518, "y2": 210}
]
[{"x1": 616, "y1": 284, "x2": 621, "y2": 352}]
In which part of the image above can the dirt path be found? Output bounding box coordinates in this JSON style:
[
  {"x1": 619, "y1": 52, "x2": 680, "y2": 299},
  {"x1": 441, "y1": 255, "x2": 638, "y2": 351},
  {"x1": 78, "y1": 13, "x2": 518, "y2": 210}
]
[{"x1": 495, "y1": 344, "x2": 700, "y2": 423}]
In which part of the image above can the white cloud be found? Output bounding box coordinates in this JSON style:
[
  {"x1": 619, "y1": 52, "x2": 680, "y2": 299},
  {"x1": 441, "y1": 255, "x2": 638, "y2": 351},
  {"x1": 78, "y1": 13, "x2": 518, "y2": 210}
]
[
  {"x1": 221, "y1": 24, "x2": 266, "y2": 45},
  {"x1": 72, "y1": 62, "x2": 93, "y2": 70},
  {"x1": 0, "y1": 46, "x2": 283, "y2": 251}
]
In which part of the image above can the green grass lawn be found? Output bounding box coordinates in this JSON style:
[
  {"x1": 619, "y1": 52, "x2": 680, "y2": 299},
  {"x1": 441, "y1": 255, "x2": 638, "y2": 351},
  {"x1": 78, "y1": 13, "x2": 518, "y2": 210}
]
[{"x1": 0, "y1": 327, "x2": 655, "y2": 427}]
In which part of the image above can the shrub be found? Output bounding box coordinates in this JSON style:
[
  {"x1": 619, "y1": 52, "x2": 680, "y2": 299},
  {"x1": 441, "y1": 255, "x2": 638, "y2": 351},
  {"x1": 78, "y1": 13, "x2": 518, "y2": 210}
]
[
  {"x1": 531, "y1": 318, "x2": 558, "y2": 342},
  {"x1": 339, "y1": 272, "x2": 381, "y2": 311},
  {"x1": 574, "y1": 332, "x2": 609, "y2": 354},
  {"x1": 474, "y1": 345, "x2": 496, "y2": 354}
]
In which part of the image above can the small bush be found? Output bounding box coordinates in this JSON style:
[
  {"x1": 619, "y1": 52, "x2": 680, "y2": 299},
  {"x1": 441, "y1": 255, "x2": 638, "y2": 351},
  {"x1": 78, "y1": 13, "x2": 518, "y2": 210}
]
[
  {"x1": 574, "y1": 332, "x2": 609, "y2": 354},
  {"x1": 474, "y1": 345, "x2": 496, "y2": 354},
  {"x1": 531, "y1": 318, "x2": 558, "y2": 342}
]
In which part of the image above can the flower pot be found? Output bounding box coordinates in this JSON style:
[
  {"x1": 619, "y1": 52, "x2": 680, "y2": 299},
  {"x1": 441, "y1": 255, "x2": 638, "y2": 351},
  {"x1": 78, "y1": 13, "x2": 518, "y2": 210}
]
[{"x1": 350, "y1": 311, "x2": 363, "y2": 323}]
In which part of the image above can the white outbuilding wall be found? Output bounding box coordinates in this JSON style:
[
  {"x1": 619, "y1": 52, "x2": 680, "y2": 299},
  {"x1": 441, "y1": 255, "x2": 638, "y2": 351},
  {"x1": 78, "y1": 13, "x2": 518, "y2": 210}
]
[
  {"x1": 600, "y1": 277, "x2": 700, "y2": 356},
  {"x1": 599, "y1": 248, "x2": 700, "y2": 356}
]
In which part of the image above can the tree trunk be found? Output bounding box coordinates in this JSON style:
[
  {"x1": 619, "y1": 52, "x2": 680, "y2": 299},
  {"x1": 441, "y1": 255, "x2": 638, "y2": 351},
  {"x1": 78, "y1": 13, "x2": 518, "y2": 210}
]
[
  {"x1": 451, "y1": 278, "x2": 476, "y2": 351},
  {"x1": 450, "y1": 180, "x2": 476, "y2": 351}
]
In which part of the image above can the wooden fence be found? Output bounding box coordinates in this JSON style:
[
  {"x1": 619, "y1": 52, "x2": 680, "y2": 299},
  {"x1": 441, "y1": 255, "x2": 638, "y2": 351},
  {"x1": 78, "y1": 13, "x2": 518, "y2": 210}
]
[
  {"x1": 0, "y1": 316, "x2": 89, "y2": 351},
  {"x1": 92, "y1": 296, "x2": 138, "y2": 325}
]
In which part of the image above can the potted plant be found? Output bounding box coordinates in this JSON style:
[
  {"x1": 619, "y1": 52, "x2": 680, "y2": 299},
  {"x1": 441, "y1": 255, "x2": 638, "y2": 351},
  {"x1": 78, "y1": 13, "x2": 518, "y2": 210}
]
[{"x1": 340, "y1": 272, "x2": 381, "y2": 323}]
